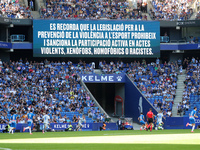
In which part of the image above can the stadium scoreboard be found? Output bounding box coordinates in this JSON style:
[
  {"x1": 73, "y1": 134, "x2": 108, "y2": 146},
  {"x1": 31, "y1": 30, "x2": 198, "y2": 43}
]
[{"x1": 33, "y1": 20, "x2": 160, "y2": 57}]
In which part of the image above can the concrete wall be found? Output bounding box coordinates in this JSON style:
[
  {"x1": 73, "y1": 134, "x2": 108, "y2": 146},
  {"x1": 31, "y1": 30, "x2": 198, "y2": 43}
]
[{"x1": 0, "y1": 50, "x2": 10, "y2": 62}]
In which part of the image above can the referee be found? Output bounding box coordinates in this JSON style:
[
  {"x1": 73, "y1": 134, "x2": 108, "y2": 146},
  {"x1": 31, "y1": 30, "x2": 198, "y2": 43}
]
[{"x1": 146, "y1": 108, "x2": 154, "y2": 131}]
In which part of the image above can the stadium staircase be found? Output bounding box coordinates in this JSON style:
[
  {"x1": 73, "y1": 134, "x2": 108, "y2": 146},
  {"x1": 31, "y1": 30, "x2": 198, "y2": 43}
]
[
  {"x1": 32, "y1": 0, "x2": 46, "y2": 19},
  {"x1": 79, "y1": 76, "x2": 111, "y2": 120},
  {"x1": 19, "y1": 0, "x2": 40, "y2": 18},
  {"x1": 19, "y1": 0, "x2": 27, "y2": 6},
  {"x1": 94, "y1": 69, "x2": 103, "y2": 74},
  {"x1": 143, "y1": 13, "x2": 152, "y2": 20},
  {"x1": 189, "y1": 13, "x2": 197, "y2": 20},
  {"x1": 147, "y1": 0, "x2": 154, "y2": 20},
  {"x1": 126, "y1": 0, "x2": 152, "y2": 20},
  {"x1": 189, "y1": 1, "x2": 198, "y2": 20},
  {"x1": 31, "y1": 11, "x2": 40, "y2": 19},
  {"x1": 172, "y1": 69, "x2": 186, "y2": 117}
]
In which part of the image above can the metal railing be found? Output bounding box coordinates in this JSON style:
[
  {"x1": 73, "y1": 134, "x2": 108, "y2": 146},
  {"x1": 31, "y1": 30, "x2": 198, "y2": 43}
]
[
  {"x1": 160, "y1": 36, "x2": 169, "y2": 43},
  {"x1": 169, "y1": 40, "x2": 187, "y2": 43},
  {"x1": 10, "y1": 34, "x2": 25, "y2": 42}
]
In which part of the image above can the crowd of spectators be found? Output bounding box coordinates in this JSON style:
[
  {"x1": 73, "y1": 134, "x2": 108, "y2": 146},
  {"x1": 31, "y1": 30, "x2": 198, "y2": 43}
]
[
  {"x1": 40, "y1": 0, "x2": 147, "y2": 20},
  {"x1": 99, "y1": 59, "x2": 180, "y2": 117},
  {"x1": 149, "y1": 0, "x2": 194, "y2": 21},
  {"x1": 0, "y1": 59, "x2": 107, "y2": 125},
  {"x1": 186, "y1": 36, "x2": 200, "y2": 44},
  {"x1": 0, "y1": 0, "x2": 32, "y2": 19},
  {"x1": 1, "y1": 0, "x2": 200, "y2": 20},
  {"x1": 182, "y1": 57, "x2": 200, "y2": 116},
  {"x1": 196, "y1": 11, "x2": 200, "y2": 19}
]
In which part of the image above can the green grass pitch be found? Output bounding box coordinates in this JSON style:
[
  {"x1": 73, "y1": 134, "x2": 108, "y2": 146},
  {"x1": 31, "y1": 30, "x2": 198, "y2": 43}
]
[{"x1": 0, "y1": 129, "x2": 199, "y2": 150}]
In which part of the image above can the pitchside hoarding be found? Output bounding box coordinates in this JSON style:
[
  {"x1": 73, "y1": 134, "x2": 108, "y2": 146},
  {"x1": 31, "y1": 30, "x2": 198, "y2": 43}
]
[
  {"x1": 0, "y1": 123, "x2": 117, "y2": 132},
  {"x1": 33, "y1": 20, "x2": 160, "y2": 57}
]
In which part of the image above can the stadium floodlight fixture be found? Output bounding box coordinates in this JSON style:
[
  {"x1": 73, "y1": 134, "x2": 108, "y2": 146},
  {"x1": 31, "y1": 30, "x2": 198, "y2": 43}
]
[
  {"x1": 10, "y1": 24, "x2": 14, "y2": 28},
  {"x1": 176, "y1": 26, "x2": 180, "y2": 30},
  {"x1": 172, "y1": 50, "x2": 184, "y2": 53}
]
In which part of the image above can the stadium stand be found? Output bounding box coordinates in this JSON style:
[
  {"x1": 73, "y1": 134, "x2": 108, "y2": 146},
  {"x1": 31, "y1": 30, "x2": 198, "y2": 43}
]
[
  {"x1": 0, "y1": 0, "x2": 32, "y2": 19},
  {"x1": 99, "y1": 59, "x2": 179, "y2": 117},
  {"x1": 183, "y1": 57, "x2": 200, "y2": 117},
  {"x1": 149, "y1": 0, "x2": 194, "y2": 20},
  {"x1": 0, "y1": 59, "x2": 107, "y2": 124},
  {"x1": 0, "y1": 0, "x2": 197, "y2": 20},
  {"x1": 40, "y1": 0, "x2": 148, "y2": 20}
]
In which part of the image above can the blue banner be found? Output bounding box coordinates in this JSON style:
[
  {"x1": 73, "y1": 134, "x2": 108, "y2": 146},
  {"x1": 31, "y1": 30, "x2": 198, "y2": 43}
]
[
  {"x1": 79, "y1": 73, "x2": 126, "y2": 83},
  {"x1": 164, "y1": 117, "x2": 200, "y2": 129},
  {"x1": 161, "y1": 43, "x2": 200, "y2": 50},
  {"x1": 51, "y1": 123, "x2": 92, "y2": 131},
  {"x1": 12, "y1": 43, "x2": 32, "y2": 49},
  {"x1": 0, "y1": 124, "x2": 7, "y2": 131},
  {"x1": 0, "y1": 123, "x2": 117, "y2": 132},
  {"x1": 33, "y1": 20, "x2": 160, "y2": 58},
  {"x1": 0, "y1": 42, "x2": 12, "y2": 49}
]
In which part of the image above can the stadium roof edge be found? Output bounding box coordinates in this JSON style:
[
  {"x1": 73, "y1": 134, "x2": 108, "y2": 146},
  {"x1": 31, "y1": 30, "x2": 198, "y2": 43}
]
[{"x1": 1, "y1": 17, "x2": 200, "y2": 27}]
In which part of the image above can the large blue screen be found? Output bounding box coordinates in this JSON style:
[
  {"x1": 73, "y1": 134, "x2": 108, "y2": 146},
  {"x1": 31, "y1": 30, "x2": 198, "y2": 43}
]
[{"x1": 33, "y1": 20, "x2": 160, "y2": 57}]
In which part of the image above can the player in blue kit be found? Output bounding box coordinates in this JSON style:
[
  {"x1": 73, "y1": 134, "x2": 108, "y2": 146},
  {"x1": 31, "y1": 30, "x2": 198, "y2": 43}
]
[
  {"x1": 138, "y1": 113, "x2": 146, "y2": 131},
  {"x1": 186, "y1": 107, "x2": 198, "y2": 132},
  {"x1": 154, "y1": 114, "x2": 157, "y2": 130},
  {"x1": 9, "y1": 111, "x2": 17, "y2": 134},
  {"x1": 23, "y1": 110, "x2": 34, "y2": 134}
]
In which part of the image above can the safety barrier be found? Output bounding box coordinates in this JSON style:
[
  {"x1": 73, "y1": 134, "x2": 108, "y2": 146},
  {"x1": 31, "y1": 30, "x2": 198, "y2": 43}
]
[
  {"x1": 0, "y1": 123, "x2": 117, "y2": 132},
  {"x1": 164, "y1": 117, "x2": 200, "y2": 129},
  {"x1": 10, "y1": 34, "x2": 25, "y2": 42}
]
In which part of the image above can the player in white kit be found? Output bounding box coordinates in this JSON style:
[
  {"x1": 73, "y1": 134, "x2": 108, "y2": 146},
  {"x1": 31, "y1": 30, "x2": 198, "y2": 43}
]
[
  {"x1": 77, "y1": 115, "x2": 86, "y2": 131},
  {"x1": 156, "y1": 110, "x2": 165, "y2": 130},
  {"x1": 42, "y1": 112, "x2": 50, "y2": 133}
]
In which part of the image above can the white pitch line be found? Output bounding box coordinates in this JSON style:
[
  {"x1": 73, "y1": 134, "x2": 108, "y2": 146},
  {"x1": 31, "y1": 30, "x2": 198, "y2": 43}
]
[
  {"x1": 0, "y1": 133, "x2": 200, "y2": 144},
  {"x1": 0, "y1": 148, "x2": 12, "y2": 150}
]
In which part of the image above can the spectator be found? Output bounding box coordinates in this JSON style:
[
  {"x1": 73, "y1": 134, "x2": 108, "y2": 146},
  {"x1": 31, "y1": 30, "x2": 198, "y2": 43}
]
[
  {"x1": 0, "y1": 1, "x2": 32, "y2": 19},
  {"x1": 100, "y1": 122, "x2": 106, "y2": 131},
  {"x1": 177, "y1": 102, "x2": 183, "y2": 116},
  {"x1": 41, "y1": 0, "x2": 147, "y2": 20},
  {"x1": 29, "y1": 0, "x2": 34, "y2": 11},
  {"x1": 150, "y1": 0, "x2": 193, "y2": 21},
  {"x1": 117, "y1": 118, "x2": 122, "y2": 130},
  {"x1": 0, "y1": 59, "x2": 105, "y2": 125},
  {"x1": 99, "y1": 59, "x2": 178, "y2": 115},
  {"x1": 73, "y1": 115, "x2": 77, "y2": 123}
]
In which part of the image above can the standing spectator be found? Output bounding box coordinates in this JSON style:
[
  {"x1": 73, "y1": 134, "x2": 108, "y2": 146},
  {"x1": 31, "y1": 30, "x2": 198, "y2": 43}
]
[
  {"x1": 156, "y1": 58, "x2": 160, "y2": 65},
  {"x1": 178, "y1": 58, "x2": 182, "y2": 67},
  {"x1": 177, "y1": 102, "x2": 183, "y2": 116},
  {"x1": 100, "y1": 122, "x2": 106, "y2": 131},
  {"x1": 117, "y1": 118, "x2": 122, "y2": 130},
  {"x1": 29, "y1": 0, "x2": 34, "y2": 11}
]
